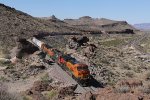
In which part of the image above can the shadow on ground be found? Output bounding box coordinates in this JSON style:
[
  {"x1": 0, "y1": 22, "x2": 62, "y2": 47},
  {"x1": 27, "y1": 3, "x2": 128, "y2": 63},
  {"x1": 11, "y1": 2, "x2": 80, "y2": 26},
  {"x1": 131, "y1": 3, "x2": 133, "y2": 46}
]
[{"x1": 88, "y1": 76, "x2": 104, "y2": 88}]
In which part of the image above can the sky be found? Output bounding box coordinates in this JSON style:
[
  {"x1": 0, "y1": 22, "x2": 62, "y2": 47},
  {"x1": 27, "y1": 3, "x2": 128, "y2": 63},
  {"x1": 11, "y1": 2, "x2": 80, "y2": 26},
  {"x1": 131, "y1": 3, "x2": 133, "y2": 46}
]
[{"x1": 0, "y1": 0, "x2": 150, "y2": 24}]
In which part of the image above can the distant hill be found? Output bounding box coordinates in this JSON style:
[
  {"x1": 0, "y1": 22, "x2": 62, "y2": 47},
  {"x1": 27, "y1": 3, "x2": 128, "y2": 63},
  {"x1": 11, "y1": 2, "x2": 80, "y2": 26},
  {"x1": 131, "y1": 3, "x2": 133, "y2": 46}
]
[
  {"x1": 0, "y1": 3, "x2": 137, "y2": 54},
  {"x1": 64, "y1": 16, "x2": 136, "y2": 34},
  {"x1": 134, "y1": 23, "x2": 150, "y2": 31}
]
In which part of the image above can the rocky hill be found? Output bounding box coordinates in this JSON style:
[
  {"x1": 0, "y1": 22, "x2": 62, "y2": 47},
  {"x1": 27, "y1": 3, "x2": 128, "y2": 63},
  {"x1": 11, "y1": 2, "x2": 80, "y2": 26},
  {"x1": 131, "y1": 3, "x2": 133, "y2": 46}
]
[
  {"x1": 1, "y1": 3, "x2": 150, "y2": 100},
  {"x1": 0, "y1": 3, "x2": 81, "y2": 54},
  {"x1": 0, "y1": 3, "x2": 137, "y2": 55},
  {"x1": 134, "y1": 23, "x2": 150, "y2": 31},
  {"x1": 64, "y1": 16, "x2": 136, "y2": 34}
]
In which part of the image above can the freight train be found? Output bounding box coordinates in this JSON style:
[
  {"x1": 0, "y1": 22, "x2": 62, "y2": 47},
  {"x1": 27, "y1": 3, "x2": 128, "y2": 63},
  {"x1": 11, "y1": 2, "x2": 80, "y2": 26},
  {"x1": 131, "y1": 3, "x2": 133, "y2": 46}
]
[{"x1": 32, "y1": 37, "x2": 91, "y2": 86}]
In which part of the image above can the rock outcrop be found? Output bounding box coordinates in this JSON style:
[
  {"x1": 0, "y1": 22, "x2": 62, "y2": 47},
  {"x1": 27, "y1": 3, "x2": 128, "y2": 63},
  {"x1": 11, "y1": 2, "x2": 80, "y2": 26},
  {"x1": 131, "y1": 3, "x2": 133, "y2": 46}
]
[{"x1": 68, "y1": 36, "x2": 89, "y2": 50}]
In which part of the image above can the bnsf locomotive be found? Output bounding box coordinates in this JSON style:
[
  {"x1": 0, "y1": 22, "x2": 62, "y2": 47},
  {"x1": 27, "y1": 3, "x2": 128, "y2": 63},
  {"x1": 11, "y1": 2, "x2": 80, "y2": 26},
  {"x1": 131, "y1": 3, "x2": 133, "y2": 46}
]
[{"x1": 32, "y1": 37, "x2": 91, "y2": 86}]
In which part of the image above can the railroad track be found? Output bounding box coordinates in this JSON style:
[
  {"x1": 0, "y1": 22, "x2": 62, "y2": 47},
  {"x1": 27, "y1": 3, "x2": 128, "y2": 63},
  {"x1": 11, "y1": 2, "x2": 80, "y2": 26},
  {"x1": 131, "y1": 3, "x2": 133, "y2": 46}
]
[
  {"x1": 65, "y1": 67, "x2": 97, "y2": 92},
  {"x1": 51, "y1": 62, "x2": 97, "y2": 93},
  {"x1": 125, "y1": 32, "x2": 150, "y2": 54},
  {"x1": 131, "y1": 33, "x2": 149, "y2": 45},
  {"x1": 83, "y1": 86, "x2": 96, "y2": 92}
]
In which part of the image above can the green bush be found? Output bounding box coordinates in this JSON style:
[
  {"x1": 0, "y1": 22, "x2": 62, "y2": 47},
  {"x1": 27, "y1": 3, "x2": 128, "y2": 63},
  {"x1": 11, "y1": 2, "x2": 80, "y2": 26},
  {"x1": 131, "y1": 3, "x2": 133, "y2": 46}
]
[{"x1": 43, "y1": 90, "x2": 58, "y2": 100}]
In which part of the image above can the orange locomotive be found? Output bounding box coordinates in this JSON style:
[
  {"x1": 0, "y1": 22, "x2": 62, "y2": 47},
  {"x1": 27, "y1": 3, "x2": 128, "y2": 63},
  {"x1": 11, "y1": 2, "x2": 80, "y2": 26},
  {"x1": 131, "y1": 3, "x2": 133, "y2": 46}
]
[{"x1": 32, "y1": 37, "x2": 91, "y2": 85}]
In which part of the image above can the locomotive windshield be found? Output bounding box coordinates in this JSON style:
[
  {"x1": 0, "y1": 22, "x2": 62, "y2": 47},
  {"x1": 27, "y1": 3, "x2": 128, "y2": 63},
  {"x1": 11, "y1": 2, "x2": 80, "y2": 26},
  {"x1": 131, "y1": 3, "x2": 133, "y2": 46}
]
[
  {"x1": 77, "y1": 66, "x2": 88, "y2": 71},
  {"x1": 63, "y1": 54, "x2": 79, "y2": 64}
]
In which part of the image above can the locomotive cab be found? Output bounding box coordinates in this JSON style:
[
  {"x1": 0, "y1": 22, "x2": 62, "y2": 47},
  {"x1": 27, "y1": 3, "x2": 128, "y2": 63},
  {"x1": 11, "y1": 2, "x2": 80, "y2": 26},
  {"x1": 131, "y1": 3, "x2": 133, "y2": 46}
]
[
  {"x1": 76, "y1": 64, "x2": 90, "y2": 79},
  {"x1": 59, "y1": 54, "x2": 91, "y2": 86},
  {"x1": 74, "y1": 64, "x2": 91, "y2": 86}
]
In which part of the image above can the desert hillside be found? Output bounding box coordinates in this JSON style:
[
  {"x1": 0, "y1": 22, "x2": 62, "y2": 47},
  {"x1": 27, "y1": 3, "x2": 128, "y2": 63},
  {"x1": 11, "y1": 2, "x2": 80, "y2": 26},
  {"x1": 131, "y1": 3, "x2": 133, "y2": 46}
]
[
  {"x1": 0, "y1": 3, "x2": 150, "y2": 100},
  {"x1": 0, "y1": 3, "x2": 137, "y2": 56},
  {"x1": 0, "y1": 3, "x2": 81, "y2": 54}
]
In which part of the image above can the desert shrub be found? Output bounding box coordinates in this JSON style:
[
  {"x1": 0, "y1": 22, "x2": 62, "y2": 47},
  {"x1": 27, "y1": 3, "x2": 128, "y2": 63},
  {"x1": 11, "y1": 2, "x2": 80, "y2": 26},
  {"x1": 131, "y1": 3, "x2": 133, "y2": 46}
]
[
  {"x1": 23, "y1": 95, "x2": 33, "y2": 100},
  {"x1": 115, "y1": 86, "x2": 130, "y2": 93},
  {"x1": 125, "y1": 71, "x2": 134, "y2": 78},
  {"x1": 133, "y1": 67, "x2": 141, "y2": 73},
  {"x1": 0, "y1": 76, "x2": 8, "y2": 82},
  {"x1": 43, "y1": 89, "x2": 58, "y2": 100},
  {"x1": 145, "y1": 72, "x2": 150, "y2": 81},
  {"x1": 142, "y1": 88, "x2": 150, "y2": 94},
  {"x1": 108, "y1": 79, "x2": 116, "y2": 86},
  {"x1": 111, "y1": 63, "x2": 117, "y2": 67},
  {"x1": 139, "y1": 86, "x2": 150, "y2": 94},
  {"x1": 41, "y1": 73, "x2": 53, "y2": 83},
  {"x1": 121, "y1": 64, "x2": 131, "y2": 70},
  {"x1": 101, "y1": 59, "x2": 110, "y2": 64}
]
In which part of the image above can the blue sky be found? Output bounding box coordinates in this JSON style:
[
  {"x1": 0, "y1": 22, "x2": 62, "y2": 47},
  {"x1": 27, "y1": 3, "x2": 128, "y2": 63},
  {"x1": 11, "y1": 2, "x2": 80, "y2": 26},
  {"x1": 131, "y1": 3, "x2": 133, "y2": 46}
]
[{"x1": 0, "y1": 0, "x2": 149, "y2": 24}]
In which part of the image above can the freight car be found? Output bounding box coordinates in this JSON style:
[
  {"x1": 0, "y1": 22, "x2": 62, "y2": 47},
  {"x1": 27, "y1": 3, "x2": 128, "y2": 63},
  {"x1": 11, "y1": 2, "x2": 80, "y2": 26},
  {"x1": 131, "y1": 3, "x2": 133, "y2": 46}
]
[{"x1": 32, "y1": 37, "x2": 91, "y2": 86}]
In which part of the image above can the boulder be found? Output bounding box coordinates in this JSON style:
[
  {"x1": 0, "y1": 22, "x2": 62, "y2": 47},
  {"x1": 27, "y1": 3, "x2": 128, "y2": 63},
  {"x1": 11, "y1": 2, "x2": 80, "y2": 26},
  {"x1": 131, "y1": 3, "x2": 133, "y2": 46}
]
[
  {"x1": 0, "y1": 58, "x2": 11, "y2": 64},
  {"x1": 68, "y1": 36, "x2": 89, "y2": 50},
  {"x1": 68, "y1": 37, "x2": 79, "y2": 50},
  {"x1": 83, "y1": 44, "x2": 97, "y2": 58},
  {"x1": 26, "y1": 80, "x2": 53, "y2": 95},
  {"x1": 58, "y1": 84, "x2": 77, "y2": 98},
  {"x1": 15, "y1": 38, "x2": 38, "y2": 59},
  {"x1": 77, "y1": 36, "x2": 89, "y2": 46}
]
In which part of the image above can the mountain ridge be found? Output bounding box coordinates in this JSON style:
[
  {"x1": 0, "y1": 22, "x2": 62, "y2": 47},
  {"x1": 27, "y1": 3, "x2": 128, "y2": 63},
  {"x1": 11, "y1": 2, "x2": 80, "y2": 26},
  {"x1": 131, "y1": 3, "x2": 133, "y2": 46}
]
[
  {"x1": 134, "y1": 23, "x2": 150, "y2": 31},
  {"x1": 64, "y1": 16, "x2": 136, "y2": 34}
]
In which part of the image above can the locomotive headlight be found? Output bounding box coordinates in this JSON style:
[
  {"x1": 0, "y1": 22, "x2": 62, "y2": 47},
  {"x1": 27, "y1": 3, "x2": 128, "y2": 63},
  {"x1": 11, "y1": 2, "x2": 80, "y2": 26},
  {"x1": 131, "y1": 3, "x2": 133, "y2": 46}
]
[{"x1": 78, "y1": 72, "x2": 82, "y2": 75}]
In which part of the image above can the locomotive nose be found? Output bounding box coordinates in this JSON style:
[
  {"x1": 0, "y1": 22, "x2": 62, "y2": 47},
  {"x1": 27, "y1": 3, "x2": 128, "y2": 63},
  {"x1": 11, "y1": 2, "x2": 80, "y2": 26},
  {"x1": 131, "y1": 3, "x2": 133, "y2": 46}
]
[{"x1": 78, "y1": 70, "x2": 90, "y2": 79}]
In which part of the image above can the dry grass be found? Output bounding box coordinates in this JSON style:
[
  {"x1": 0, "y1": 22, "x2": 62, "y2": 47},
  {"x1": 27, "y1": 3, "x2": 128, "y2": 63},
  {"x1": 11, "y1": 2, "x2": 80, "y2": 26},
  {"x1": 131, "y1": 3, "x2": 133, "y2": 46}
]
[
  {"x1": 0, "y1": 82, "x2": 21, "y2": 100},
  {"x1": 100, "y1": 39, "x2": 126, "y2": 47},
  {"x1": 115, "y1": 86, "x2": 130, "y2": 93},
  {"x1": 125, "y1": 71, "x2": 135, "y2": 78}
]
